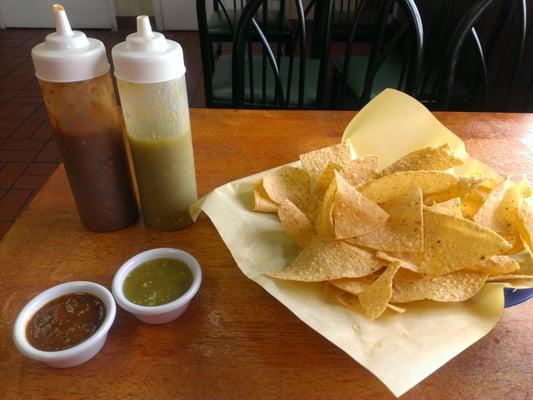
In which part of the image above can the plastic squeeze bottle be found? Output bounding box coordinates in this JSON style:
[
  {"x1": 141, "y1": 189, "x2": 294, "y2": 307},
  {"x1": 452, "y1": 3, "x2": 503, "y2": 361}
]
[
  {"x1": 31, "y1": 4, "x2": 138, "y2": 232},
  {"x1": 112, "y1": 16, "x2": 198, "y2": 231}
]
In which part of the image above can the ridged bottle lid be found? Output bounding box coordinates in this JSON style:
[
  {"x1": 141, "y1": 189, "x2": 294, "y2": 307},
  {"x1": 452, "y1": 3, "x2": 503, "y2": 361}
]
[
  {"x1": 31, "y1": 4, "x2": 109, "y2": 83},
  {"x1": 112, "y1": 16, "x2": 185, "y2": 84}
]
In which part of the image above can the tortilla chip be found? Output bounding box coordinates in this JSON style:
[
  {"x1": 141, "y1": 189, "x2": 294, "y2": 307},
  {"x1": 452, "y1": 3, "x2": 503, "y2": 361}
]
[
  {"x1": 316, "y1": 163, "x2": 343, "y2": 196},
  {"x1": 263, "y1": 166, "x2": 317, "y2": 214},
  {"x1": 361, "y1": 171, "x2": 458, "y2": 204},
  {"x1": 358, "y1": 263, "x2": 400, "y2": 320},
  {"x1": 327, "y1": 284, "x2": 360, "y2": 310},
  {"x1": 474, "y1": 180, "x2": 521, "y2": 245},
  {"x1": 315, "y1": 178, "x2": 336, "y2": 238},
  {"x1": 351, "y1": 187, "x2": 423, "y2": 252},
  {"x1": 467, "y1": 255, "x2": 520, "y2": 276},
  {"x1": 375, "y1": 251, "x2": 420, "y2": 272},
  {"x1": 267, "y1": 239, "x2": 383, "y2": 282},
  {"x1": 300, "y1": 143, "x2": 353, "y2": 180},
  {"x1": 341, "y1": 155, "x2": 382, "y2": 187},
  {"x1": 392, "y1": 270, "x2": 488, "y2": 303},
  {"x1": 329, "y1": 273, "x2": 379, "y2": 295},
  {"x1": 426, "y1": 197, "x2": 463, "y2": 218},
  {"x1": 427, "y1": 176, "x2": 484, "y2": 202},
  {"x1": 517, "y1": 175, "x2": 532, "y2": 198},
  {"x1": 383, "y1": 144, "x2": 463, "y2": 174},
  {"x1": 278, "y1": 199, "x2": 315, "y2": 247},
  {"x1": 252, "y1": 180, "x2": 278, "y2": 212},
  {"x1": 333, "y1": 171, "x2": 389, "y2": 239},
  {"x1": 486, "y1": 274, "x2": 533, "y2": 281},
  {"x1": 518, "y1": 197, "x2": 533, "y2": 250},
  {"x1": 317, "y1": 157, "x2": 381, "y2": 197},
  {"x1": 387, "y1": 303, "x2": 406, "y2": 313},
  {"x1": 328, "y1": 282, "x2": 406, "y2": 315},
  {"x1": 417, "y1": 210, "x2": 511, "y2": 276},
  {"x1": 426, "y1": 176, "x2": 496, "y2": 219}
]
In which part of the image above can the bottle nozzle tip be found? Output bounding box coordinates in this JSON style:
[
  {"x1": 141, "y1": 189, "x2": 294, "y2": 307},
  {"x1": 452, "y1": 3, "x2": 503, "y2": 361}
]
[
  {"x1": 53, "y1": 3, "x2": 73, "y2": 36},
  {"x1": 136, "y1": 15, "x2": 153, "y2": 37}
]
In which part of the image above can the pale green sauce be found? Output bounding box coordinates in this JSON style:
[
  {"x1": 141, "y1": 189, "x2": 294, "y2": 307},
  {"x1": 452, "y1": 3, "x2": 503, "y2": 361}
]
[{"x1": 123, "y1": 258, "x2": 193, "y2": 306}]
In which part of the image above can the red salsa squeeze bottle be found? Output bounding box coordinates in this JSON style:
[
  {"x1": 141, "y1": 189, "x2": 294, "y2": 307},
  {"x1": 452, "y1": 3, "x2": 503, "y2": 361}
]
[{"x1": 31, "y1": 4, "x2": 138, "y2": 232}]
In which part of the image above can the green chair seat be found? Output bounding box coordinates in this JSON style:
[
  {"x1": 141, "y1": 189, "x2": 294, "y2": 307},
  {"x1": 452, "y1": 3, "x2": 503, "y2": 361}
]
[
  {"x1": 207, "y1": 9, "x2": 292, "y2": 40},
  {"x1": 333, "y1": 55, "x2": 470, "y2": 105},
  {"x1": 333, "y1": 54, "x2": 407, "y2": 100},
  {"x1": 212, "y1": 54, "x2": 320, "y2": 106}
]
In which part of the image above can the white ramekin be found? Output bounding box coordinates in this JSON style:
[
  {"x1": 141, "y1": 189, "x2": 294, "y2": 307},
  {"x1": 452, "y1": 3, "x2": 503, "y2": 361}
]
[
  {"x1": 13, "y1": 281, "x2": 116, "y2": 368},
  {"x1": 112, "y1": 248, "x2": 202, "y2": 324}
]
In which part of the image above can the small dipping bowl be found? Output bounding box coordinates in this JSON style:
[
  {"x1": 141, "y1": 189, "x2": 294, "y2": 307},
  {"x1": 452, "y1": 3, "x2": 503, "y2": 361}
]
[
  {"x1": 112, "y1": 248, "x2": 202, "y2": 324},
  {"x1": 13, "y1": 281, "x2": 116, "y2": 368}
]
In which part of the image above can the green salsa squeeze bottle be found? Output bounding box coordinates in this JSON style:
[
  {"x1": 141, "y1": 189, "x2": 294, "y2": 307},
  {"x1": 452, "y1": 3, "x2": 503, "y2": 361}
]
[
  {"x1": 112, "y1": 16, "x2": 198, "y2": 231},
  {"x1": 31, "y1": 4, "x2": 138, "y2": 232}
]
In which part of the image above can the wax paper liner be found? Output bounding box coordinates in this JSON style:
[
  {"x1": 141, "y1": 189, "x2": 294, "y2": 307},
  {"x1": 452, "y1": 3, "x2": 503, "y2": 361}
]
[{"x1": 191, "y1": 89, "x2": 532, "y2": 397}]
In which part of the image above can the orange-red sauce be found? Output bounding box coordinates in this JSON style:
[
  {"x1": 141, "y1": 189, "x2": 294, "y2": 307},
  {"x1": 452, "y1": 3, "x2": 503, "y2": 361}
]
[{"x1": 26, "y1": 293, "x2": 105, "y2": 352}]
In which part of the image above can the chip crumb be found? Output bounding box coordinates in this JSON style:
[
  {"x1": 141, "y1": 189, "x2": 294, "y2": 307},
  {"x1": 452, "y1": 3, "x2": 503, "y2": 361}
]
[{"x1": 352, "y1": 323, "x2": 361, "y2": 335}]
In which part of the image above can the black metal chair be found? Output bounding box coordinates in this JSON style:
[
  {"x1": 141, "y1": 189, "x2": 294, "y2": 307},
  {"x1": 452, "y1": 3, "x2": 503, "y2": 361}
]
[
  {"x1": 331, "y1": 0, "x2": 423, "y2": 108},
  {"x1": 197, "y1": 0, "x2": 294, "y2": 107},
  {"x1": 200, "y1": 0, "x2": 293, "y2": 42},
  {"x1": 206, "y1": 0, "x2": 334, "y2": 108},
  {"x1": 418, "y1": 0, "x2": 528, "y2": 111},
  {"x1": 330, "y1": 0, "x2": 383, "y2": 42}
]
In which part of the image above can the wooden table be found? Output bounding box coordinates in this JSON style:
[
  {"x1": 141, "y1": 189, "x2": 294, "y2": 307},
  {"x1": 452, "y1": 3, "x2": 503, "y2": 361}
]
[{"x1": 1, "y1": 109, "x2": 532, "y2": 399}]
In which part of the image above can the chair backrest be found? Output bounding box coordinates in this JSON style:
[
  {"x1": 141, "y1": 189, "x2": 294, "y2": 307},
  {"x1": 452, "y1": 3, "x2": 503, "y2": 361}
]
[
  {"x1": 211, "y1": 0, "x2": 253, "y2": 37},
  {"x1": 197, "y1": 0, "x2": 258, "y2": 107},
  {"x1": 334, "y1": 0, "x2": 423, "y2": 108},
  {"x1": 231, "y1": 0, "x2": 334, "y2": 108},
  {"x1": 418, "y1": 0, "x2": 528, "y2": 111},
  {"x1": 330, "y1": 0, "x2": 384, "y2": 42}
]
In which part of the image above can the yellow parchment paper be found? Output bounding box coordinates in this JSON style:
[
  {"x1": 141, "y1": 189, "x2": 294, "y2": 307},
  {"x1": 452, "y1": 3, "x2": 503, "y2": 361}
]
[{"x1": 193, "y1": 89, "x2": 520, "y2": 397}]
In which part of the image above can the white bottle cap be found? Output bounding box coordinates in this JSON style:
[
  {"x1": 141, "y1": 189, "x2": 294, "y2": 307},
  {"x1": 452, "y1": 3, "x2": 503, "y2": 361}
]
[
  {"x1": 31, "y1": 4, "x2": 109, "y2": 83},
  {"x1": 112, "y1": 16, "x2": 186, "y2": 84}
]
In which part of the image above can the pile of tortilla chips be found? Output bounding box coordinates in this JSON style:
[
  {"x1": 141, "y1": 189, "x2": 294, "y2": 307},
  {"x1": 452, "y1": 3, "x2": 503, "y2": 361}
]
[{"x1": 253, "y1": 143, "x2": 533, "y2": 320}]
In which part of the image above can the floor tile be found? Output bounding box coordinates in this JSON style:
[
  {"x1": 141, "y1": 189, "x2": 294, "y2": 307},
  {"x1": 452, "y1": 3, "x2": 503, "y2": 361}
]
[
  {"x1": 0, "y1": 222, "x2": 13, "y2": 240},
  {"x1": 13, "y1": 174, "x2": 49, "y2": 190},
  {"x1": 9, "y1": 104, "x2": 39, "y2": 120},
  {"x1": 0, "y1": 67, "x2": 17, "y2": 78},
  {"x1": 1, "y1": 40, "x2": 25, "y2": 48},
  {"x1": 0, "y1": 90, "x2": 18, "y2": 103},
  {"x1": 28, "y1": 110, "x2": 48, "y2": 121},
  {"x1": 10, "y1": 119, "x2": 44, "y2": 139},
  {"x1": 0, "y1": 81, "x2": 28, "y2": 90},
  {"x1": 0, "y1": 119, "x2": 22, "y2": 139},
  {"x1": 0, "y1": 104, "x2": 19, "y2": 119},
  {"x1": 24, "y1": 80, "x2": 41, "y2": 90},
  {"x1": 0, "y1": 189, "x2": 32, "y2": 220},
  {"x1": 32, "y1": 121, "x2": 54, "y2": 139},
  {"x1": 0, "y1": 162, "x2": 28, "y2": 189},
  {"x1": 8, "y1": 96, "x2": 43, "y2": 105},
  {"x1": 1, "y1": 138, "x2": 47, "y2": 151},
  {"x1": 17, "y1": 89, "x2": 42, "y2": 97},
  {"x1": 34, "y1": 139, "x2": 60, "y2": 162},
  {"x1": 24, "y1": 162, "x2": 58, "y2": 176},
  {"x1": 0, "y1": 149, "x2": 38, "y2": 162}
]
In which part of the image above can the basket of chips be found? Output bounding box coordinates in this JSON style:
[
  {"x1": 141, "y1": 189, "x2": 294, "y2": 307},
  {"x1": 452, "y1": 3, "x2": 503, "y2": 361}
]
[{"x1": 193, "y1": 89, "x2": 533, "y2": 397}]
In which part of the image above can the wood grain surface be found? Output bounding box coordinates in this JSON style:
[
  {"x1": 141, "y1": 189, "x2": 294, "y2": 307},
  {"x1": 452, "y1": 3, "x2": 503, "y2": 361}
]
[{"x1": 1, "y1": 109, "x2": 532, "y2": 400}]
